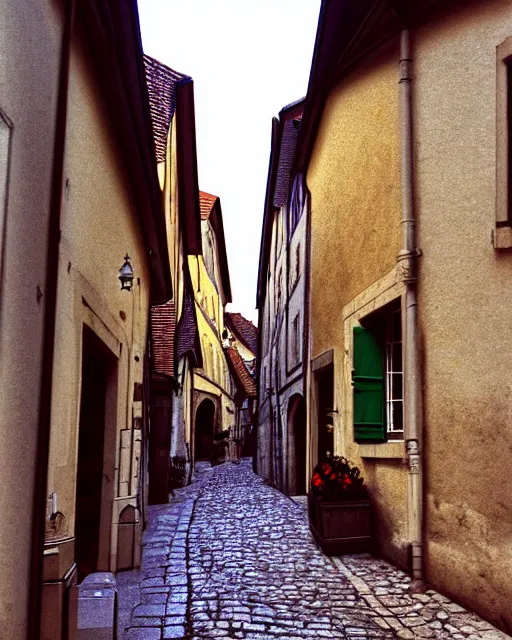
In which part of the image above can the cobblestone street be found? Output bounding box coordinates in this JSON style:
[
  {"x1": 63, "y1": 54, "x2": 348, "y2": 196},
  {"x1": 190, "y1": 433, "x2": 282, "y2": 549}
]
[{"x1": 119, "y1": 460, "x2": 510, "y2": 640}]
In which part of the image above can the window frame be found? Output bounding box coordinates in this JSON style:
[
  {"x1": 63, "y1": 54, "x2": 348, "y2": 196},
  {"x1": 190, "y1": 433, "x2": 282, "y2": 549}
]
[
  {"x1": 353, "y1": 298, "x2": 404, "y2": 444},
  {"x1": 495, "y1": 36, "x2": 512, "y2": 248}
]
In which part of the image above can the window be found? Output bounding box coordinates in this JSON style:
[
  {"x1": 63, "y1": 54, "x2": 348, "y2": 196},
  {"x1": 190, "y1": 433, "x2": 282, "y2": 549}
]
[
  {"x1": 495, "y1": 37, "x2": 512, "y2": 248},
  {"x1": 384, "y1": 304, "x2": 403, "y2": 438},
  {"x1": 352, "y1": 300, "x2": 403, "y2": 443},
  {"x1": 289, "y1": 173, "x2": 305, "y2": 233},
  {"x1": 291, "y1": 314, "x2": 300, "y2": 366}
]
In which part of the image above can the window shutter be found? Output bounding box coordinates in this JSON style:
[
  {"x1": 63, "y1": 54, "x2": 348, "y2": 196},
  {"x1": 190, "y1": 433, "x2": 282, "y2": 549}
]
[{"x1": 352, "y1": 326, "x2": 386, "y2": 443}]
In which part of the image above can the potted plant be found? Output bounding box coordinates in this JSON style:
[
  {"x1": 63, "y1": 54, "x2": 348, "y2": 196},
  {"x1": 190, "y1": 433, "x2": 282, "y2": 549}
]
[{"x1": 308, "y1": 455, "x2": 371, "y2": 555}]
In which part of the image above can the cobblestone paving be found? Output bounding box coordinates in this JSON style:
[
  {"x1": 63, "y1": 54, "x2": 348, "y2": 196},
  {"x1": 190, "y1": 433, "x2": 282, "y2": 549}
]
[{"x1": 122, "y1": 460, "x2": 510, "y2": 640}]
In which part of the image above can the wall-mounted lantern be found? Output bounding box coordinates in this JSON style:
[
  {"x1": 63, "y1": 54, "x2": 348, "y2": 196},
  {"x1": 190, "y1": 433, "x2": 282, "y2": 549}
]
[{"x1": 119, "y1": 254, "x2": 134, "y2": 291}]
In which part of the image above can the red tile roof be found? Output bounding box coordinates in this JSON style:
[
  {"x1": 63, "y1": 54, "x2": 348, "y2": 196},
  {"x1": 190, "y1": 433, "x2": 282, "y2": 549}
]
[
  {"x1": 143, "y1": 54, "x2": 188, "y2": 163},
  {"x1": 199, "y1": 191, "x2": 218, "y2": 220},
  {"x1": 225, "y1": 313, "x2": 258, "y2": 355},
  {"x1": 225, "y1": 346, "x2": 257, "y2": 401},
  {"x1": 150, "y1": 301, "x2": 176, "y2": 377}
]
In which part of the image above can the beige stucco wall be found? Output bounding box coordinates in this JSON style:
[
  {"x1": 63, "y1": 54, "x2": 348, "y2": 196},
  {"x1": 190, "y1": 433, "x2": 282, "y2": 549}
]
[
  {"x1": 307, "y1": 43, "x2": 402, "y2": 360},
  {"x1": 0, "y1": 0, "x2": 61, "y2": 636},
  {"x1": 307, "y1": 42, "x2": 409, "y2": 565},
  {"x1": 414, "y1": 0, "x2": 512, "y2": 628},
  {"x1": 45, "y1": 36, "x2": 151, "y2": 572}
]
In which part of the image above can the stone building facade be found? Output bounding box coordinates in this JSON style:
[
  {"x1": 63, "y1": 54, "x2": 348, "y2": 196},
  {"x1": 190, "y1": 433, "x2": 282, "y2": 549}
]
[{"x1": 257, "y1": 99, "x2": 308, "y2": 496}]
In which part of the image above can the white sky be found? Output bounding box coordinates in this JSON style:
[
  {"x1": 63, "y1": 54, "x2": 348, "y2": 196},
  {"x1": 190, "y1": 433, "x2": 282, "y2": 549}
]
[{"x1": 138, "y1": 0, "x2": 321, "y2": 325}]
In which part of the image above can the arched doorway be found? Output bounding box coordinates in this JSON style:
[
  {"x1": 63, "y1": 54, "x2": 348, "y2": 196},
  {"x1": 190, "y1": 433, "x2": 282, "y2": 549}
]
[
  {"x1": 288, "y1": 394, "x2": 307, "y2": 496},
  {"x1": 195, "y1": 399, "x2": 215, "y2": 460}
]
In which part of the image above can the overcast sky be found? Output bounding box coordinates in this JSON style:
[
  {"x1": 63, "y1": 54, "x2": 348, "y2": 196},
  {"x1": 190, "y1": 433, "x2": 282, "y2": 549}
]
[{"x1": 138, "y1": 0, "x2": 321, "y2": 325}]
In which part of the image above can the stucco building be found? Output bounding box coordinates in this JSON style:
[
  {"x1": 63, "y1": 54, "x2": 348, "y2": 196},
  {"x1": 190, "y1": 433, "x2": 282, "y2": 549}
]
[
  {"x1": 256, "y1": 99, "x2": 308, "y2": 496},
  {"x1": 224, "y1": 312, "x2": 258, "y2": 457},
  {"x1": 190, "y1": 192, "x2": 235, "y2": 463},
  {"x1": 144, "y1": 55, "x2": 204, "y2": 504},
  {"x1": 1, "y1": 2, "x2": 172, "y2": 638},
  {"x1": 290, "y1": 0, "x2": 512, "y2": 632}
]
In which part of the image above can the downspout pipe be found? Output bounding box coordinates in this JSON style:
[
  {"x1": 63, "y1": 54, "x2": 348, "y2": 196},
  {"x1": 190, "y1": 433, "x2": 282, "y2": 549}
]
[
  {"x1": 29, "y1": 0, "x2": 76, "y2": 637},
  {"x1": 397, "y1": 29, "x2": 424, "y2": 586}
]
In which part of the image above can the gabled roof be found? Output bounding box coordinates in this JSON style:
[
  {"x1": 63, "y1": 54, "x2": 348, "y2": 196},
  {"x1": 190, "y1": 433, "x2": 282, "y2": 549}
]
[
  {"x1": 225, "y1": 312, "x2": 258, "y2": 355},
  {"x1": 150, "y1": 301, "x2": 176, "y2": 378},
  {"x1": 199, "y1": 191, "x2": 232, "y2": 303},
  {"x1": 256, "y1": 98, "x2": 305, "y2": 308},
  {"x1": 274, "y1": 105, "x2": 303, "y2": 208},
  {"x1": 225, "y1": 346, "x2": 257, "y2": 405},
  {"x1": 142, "y1": 54, "x2": 202, "y2": 256},
  {"x1": 143, "y1": 55, "x2": 188, "y2": 163},
  {"x1": 199, "y1": 191, "x2": 218, "y2": 220}
]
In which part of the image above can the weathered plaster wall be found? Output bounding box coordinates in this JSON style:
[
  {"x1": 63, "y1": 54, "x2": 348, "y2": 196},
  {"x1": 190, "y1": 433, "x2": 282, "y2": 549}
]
[
  {"x1": 0, "y1": 1, "x2": 61, "y2": 635},
  {"x1": 306, "y1": 43, "x2": 408, "y2": 565},
  {"x1": 414, "y1": 1, "x2": 512, "y2": 629},
  {"x1": 307, "y1": 45, "x2": 402, "y2": 360},
  {"x1": 189, "y1": 250, "x2": 235, "y2": 443},
  {"x1": 46, "y1": 36, "x2": 151, "y2": 569}
]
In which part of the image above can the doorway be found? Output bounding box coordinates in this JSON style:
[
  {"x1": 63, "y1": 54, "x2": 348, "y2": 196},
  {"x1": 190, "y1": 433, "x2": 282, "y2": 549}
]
[
  {"x1": 195, "y1": 399, "x2": 215, "y2": 460},
  {"x1": 148, "y1": 380, "x2": 172, "y2": 505},
  {"x1": 316, "y1": 364, "x2": 334, "y2": 461},
  {"x1": 75, "y1": 325, "x2": 118, "y2": 582},
  {"x1": 288, "y1": 394, "x2": 307, "y2": 495}
]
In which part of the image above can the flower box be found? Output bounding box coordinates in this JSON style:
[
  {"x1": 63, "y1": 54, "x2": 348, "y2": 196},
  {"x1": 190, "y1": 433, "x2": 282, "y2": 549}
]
[
  {"x1": 308, "y1": 493, "x2": 371, "y2": 555},
  {"x1": 308, "y1": 456, "x2": 372, "y2": 555}
]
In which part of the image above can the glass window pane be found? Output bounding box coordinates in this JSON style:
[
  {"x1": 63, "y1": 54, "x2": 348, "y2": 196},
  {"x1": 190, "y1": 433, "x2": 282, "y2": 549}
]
[
  {"x1": 392, "y1": 343, "x2": 402, "y2": 372},
  {"x1": 392, "y1": 401, "x2": 403, "y2": 431},
  {"x1": 393, "y1": 308, "x2": 402, "y2": 341},
  {"x1": 392, "y1": 373, "x2": 403, "y2": 400}
]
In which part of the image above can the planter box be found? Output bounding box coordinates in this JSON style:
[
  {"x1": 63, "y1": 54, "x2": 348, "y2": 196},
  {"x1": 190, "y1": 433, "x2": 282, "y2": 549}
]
[{"x1": 308, "y1": 493, "x2": 371, "y2": 556}]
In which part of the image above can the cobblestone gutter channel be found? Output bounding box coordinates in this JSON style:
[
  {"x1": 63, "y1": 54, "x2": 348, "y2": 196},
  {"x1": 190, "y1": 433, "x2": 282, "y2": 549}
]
[{"x1": 119, "y1": 460, "x2": 510, "y2": 640}]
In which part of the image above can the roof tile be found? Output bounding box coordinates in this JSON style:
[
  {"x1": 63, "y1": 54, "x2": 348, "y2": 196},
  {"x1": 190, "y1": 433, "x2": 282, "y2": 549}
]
[
  {"x1": 199, "y1": 191, "x2": 218, "y2": 220},
  {"x1": 225, "y1": 346, "x2": 257, "y2": 399},
  {"x1": 225, "y1": 313, "x2": 258, "y2": 355},
  {"x1": 143, "y1": 54, "x2": 188, "y2": 163}
]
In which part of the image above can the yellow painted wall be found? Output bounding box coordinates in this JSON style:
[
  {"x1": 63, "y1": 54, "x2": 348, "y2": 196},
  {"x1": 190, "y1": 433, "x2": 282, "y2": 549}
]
[
  {"x1": 189, "y1": 251, "x2": 234, "y2": 431},
  {"x1": 45, "y1": 36, "x2": 151, "y2": 569},
  {"x1": 308, "y1": 45, "x2": 402, "y2": 359},
  {"x1": 414, "y1": 0, "x2": 512, "y2": 628},
  {"x1": 307, "y1": 42, "x2": 408, "y2": 565},
  {"x1": 0, "y1": 0, "x2": 61, "y2": 635}
]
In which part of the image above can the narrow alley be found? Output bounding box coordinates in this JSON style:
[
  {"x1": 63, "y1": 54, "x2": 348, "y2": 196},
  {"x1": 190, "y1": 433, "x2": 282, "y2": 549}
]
[{"x1": 119, "y1": 461, "x2": 507, "y2": 640}]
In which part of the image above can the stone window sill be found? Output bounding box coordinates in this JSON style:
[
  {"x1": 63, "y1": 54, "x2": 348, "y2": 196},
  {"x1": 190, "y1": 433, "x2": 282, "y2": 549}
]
[
  {"x1": 358, "y1": 442, "x2": 405, "y2": 460},
  {"x1": 494, "y1": 225, "x2": 512, "y2": 249}
]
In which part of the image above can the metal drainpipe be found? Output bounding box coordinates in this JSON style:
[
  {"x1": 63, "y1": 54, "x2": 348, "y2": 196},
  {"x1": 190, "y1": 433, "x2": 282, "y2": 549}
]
[{"x1": 397, "y1": 28, "x2": 424, "y2": 585}]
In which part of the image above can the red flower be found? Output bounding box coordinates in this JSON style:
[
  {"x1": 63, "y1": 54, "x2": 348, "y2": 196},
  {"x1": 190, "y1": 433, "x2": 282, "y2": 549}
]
[{"x1": 330, "y1": 473, "x2": 337, "y2": 480}]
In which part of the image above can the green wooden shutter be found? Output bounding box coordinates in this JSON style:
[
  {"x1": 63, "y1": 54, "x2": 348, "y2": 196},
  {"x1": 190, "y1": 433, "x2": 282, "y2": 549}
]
[{"x1": 353, "y1": 326, "x2": 386, "y2": 443}]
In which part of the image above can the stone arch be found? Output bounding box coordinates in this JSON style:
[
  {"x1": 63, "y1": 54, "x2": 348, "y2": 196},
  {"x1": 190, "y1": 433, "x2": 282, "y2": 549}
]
[
  {"x1": 287, "y1": 394, "x2": 307, "y2": 495},
  {"x1": 195, "y1": 398, "x2": 216, "y2": 461}
]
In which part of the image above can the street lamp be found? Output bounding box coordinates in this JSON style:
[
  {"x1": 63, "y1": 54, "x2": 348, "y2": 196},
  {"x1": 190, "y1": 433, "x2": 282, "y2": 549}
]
[{"x1": 119, "y1": 254, "x2": 134, "y2": 291}]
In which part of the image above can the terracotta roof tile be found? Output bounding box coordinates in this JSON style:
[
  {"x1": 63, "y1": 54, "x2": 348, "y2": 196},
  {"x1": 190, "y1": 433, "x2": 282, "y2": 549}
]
[
  {"x1": 143, "y1": 54, "x2": 188, "y2": 163},
  {"x1": 225, "y1": 313, "x2": 258, "y2": 355},
  {"x1": 150, "y1": 301, "x2": 176, "y2": 377},
  {"x1": 199, "y1": 191, "x2": 218, "y2": 220},
  {"x1": 225, "y1": 346, "x2": 257, "y2": 400}
]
